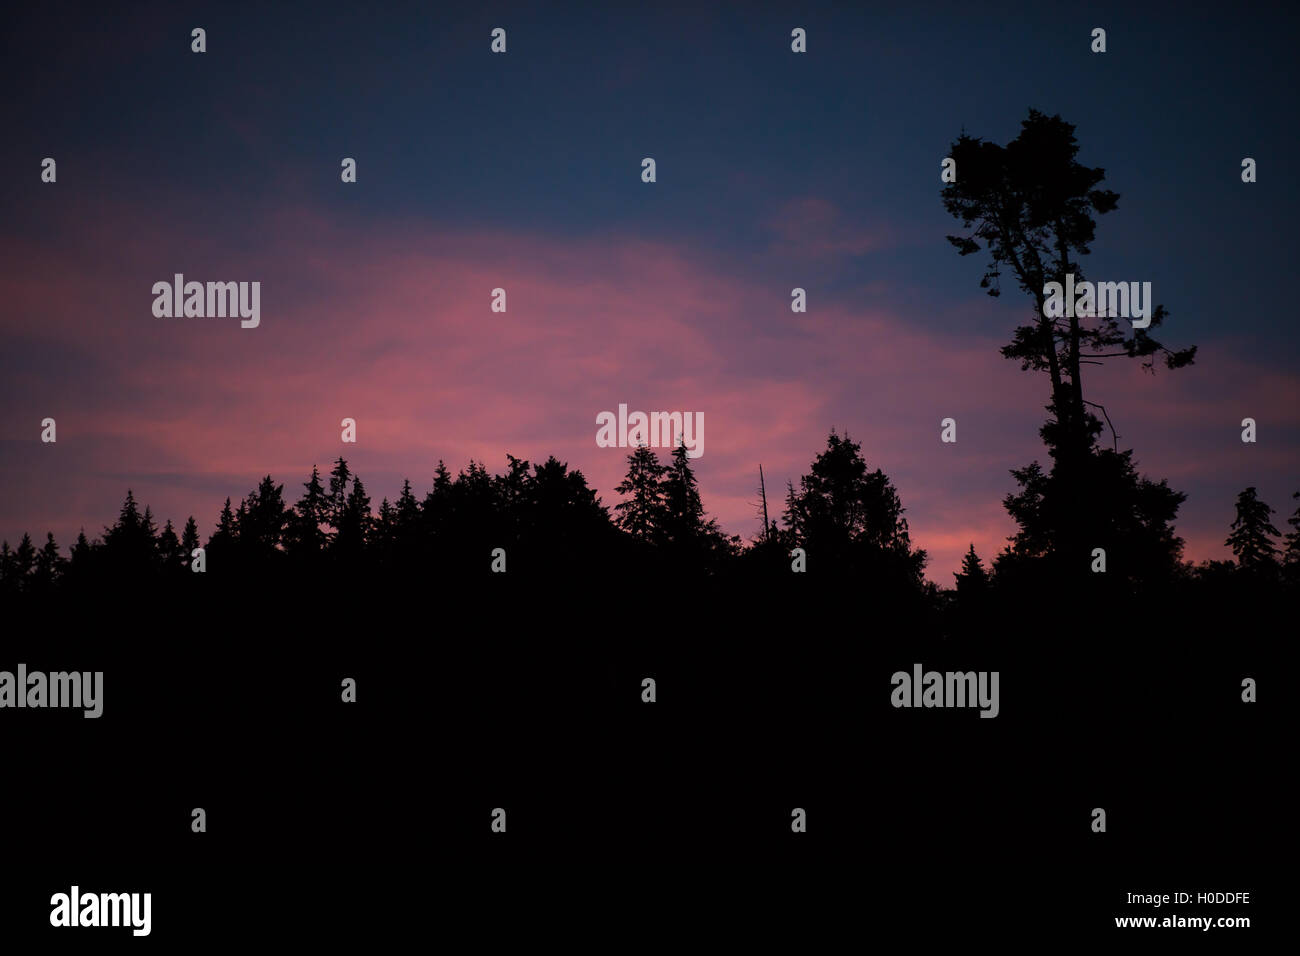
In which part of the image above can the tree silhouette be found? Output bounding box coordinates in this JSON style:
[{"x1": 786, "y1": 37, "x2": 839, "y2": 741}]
[
  {"x1": 70, "y1": 529, "x2": 93, "y2": 566},
  {"x1": 141, "y1": 506, "x2": 159, "y2": 549},
  {"x1": 452, "y1": 461, "x2": 495, "y2": 543},
  {"x1": 157, "y1": 519, "x2": 182, "y2": 571},
  {"x1": 659, "y1": 442, "x2": 737, "y2": 569},
  {"x1": 420, "y1": 461, "x2": 455, "y2": 543},
  {"x1": 4, "y1": 435, "x2": 1290, "y2": 610},
  {"x1": 286, "y1": 465, "x2": 330, "y2": 558},
  {"x1": 661, "y1": 443, "x2": 704, "y2": 541},
  {"x1": 241, "y1": 475, "x2": 289, "y2": 559},
  {"x1": 395, "y1": 479, "x2": 420, "y2": 536},
  {"x1": 327, "y1": 458, "x2": 353, "y2": 537},
  {"x1": 0, "y1": 540, "x2": 15, "y2": 595},
  {"x1": 1284, "y1": 491, "x2": 1300, "y2": 583},
  {"x1": 943, "y1": 109, "x2": 1196, "y2": 571},
  {"x1": 207, "y1": 497, "x2": 238, "y2": 565},
  {"x1": 950, "y1": 542, "x2": 991, "y2": 620},
  {"x1": 62, "y1": 529, "x2": 95, "y2": 587},
  {"x1": 954, "y1": 543, "x2": 989, "y2": 593},
  {"x1": 180, "y1": 516, "x2": 200, "y2": 570},
  {"x1": 614, "y1": 445, "x2": 667, "y2": 541},
  {"x1": 506, "y1": 455, "x2": 615, "y2": 573},
  {"x1": 15, "y1": 532, "x2": 36, "y2": 579},
  {"x1": 334, "y1": 475, "x2": 372, "y2": 560},
  {"x1": 781, "y1": 431, "x2": 926, "y2": 585},
  {"x1": 1283, "y1": 491, "x2": 1300, "y2": 556},
  {"x1": 234, "y1": 498, "x2": 248, "y2": 541},
  {"x1": 997, "y1": 447, "x2": 1185, "y2": 590},
  {"x1": 32, "y1": 532, "x2": 65, "y2": 589},
  {"x1": 96, "y1": 491, "x2": 165, "y2": 573},
  {"x1": 1226, "y1": 487, "x2": 1280, "y2": 573},
  {"x1": 372, "y1": 497, "x2": 397, "y2": 561}
]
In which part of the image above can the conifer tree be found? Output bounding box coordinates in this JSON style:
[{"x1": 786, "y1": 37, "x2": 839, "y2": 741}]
[
  {"x1": 157, "y1": 519, "x2": 182, "y2": 570},
  {"x1": 373, "y1": 497, "x2": 396, "y2": 559},
  {"x1": 141, "y1": 505, "x2": 159, "y2": 549},
  {"x1": 0, "y1": 541, "x2": 14, "y2": 593},
  {"x1": 432, "y1": 461, "x2": 452, "y2": 494},
  {"x1": 614, "y1": 445, "x2": 667, "y2": 540},
  {"x1": 110, "y1": 490, "x2": 141, "y2": 536},
  {"x1": 15, "y1": 532, "x2": 36, "y2": 580},
  {"x1": 208, "y1": 497, "x2": 238, "y2": 563},
  {"x1": 953, "y1": 543, "x2": 989, "y2": 594},
  {"x1": 659, "y1": 442, "x2": 732, "y2": 566},
  {"x1": 943, "y1": 110, "x2": 1194, "y2": 576},
  {"x1": 104, "y1": 490, "x2": 156, "y2": 566},
  {"x1": 782, "y1": 431, "x2": 926, "y2": 584},
  {"x1": 328, "y1": 458, "x2": 353, "y2": 534},
  {"x1": 71, "y1": 529, "x2": 93, "y2": 563},
  {"x1": 1226, "y1": 487, "x2": 1281, "y2": 572},
  {"x1": 396, "y1": 479, "x2": 420, "y2": 531},
  {"x1": 33, "y1": 532, "x2": 65, "y2": 587},
  {"x1": 180, "y1": 517, "x2": 200, "y2": 570},
  {"x1": 662, "y1": 443, "x2": 705, "y2": 542},
  {"x1": 1283, "y1": 491, "x2": 1300, "y2": 574},
  {"x1": 234, "y1": 499, "x2": 249, "y2": 549},
  {"x1": 518, "y1": 455, "x2": 616, "y2": 566},
  {"x1": 421, "y1": 461, "x2": 455, "y2": 543},
  {"x1": 288, "y1": 466, "x2": 330, "y2": 555},
  {"x1": 243, "y1": 475, "x2": 288, "y2": 556},
  {"x1": 65, "y1": 530, "x2": 94, "y2": 583},
  {"x1": 335, "y1": 475, "x2": 372, "y2": 557}
]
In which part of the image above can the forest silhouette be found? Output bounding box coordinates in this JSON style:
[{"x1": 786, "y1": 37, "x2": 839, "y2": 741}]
[
  {"x1": 3, "y1": 109, "x2": 1296, "y2": 637},
  {"x1": 1, "y1": 429, "x2": 1295, "y2": 630},
  {"x1": 0, "y1": 111, "x2": 1285, "y2": 918}
]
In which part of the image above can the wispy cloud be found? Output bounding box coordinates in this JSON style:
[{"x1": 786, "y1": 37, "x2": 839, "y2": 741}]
[{"x1": 2, "y1": 194, "x2": 1297, "y2": 581}]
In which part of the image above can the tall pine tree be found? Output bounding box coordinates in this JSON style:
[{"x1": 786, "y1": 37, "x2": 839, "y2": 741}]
[
  {"x1": 0, "y1": 541, "x2": 15, "y2": 594},
  {"x1": 180, "y1": 517, "x2": 200, "y2": 570},
  {"x1": 157, "y1": 519, "x2": 182, "y2": 570},
  {"x1": 659, "y1": 442, "x2": 734, "y2": 568},
  {"x1": 15, "y1": 532, "x2": 36, "y2": 580},
  {"x1": 614, "y1": 445, "x2": 667, "y2": 540},
  {"x1": 953, "y1": 543, "x2": 989, "y2": 594},
  {"x1": 33, "y1": 532, "x2": 66, "y2": 588},
  {"x1": 328, "y1": 458, "x2": 353, "y2": 536},
  {"x1": 207, "y1": 497, "x2": 238, "y2": 566},
  {"x1": 1226, "y1": 487, "x2": 1280, "y2": 572},
  {"x1": 1283, "y1": 491, "x2": 1300, "y2": 578},
  {"x1": 288, "y1": 465, "x2": 330, "y2": 556},
  {"x1": 243, "y1": 475, "x2": 289, "y2": 557},
  {"x1": 334, "y1": 475, "x2": 372, "y2": 558}
]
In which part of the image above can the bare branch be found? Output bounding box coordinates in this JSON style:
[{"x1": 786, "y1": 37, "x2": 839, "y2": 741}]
[{"x1": 1083, "y1": 400, "x2": 1119, "y2": 452}]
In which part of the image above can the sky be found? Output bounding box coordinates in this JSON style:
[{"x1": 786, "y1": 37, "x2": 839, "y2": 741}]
[{"x1": 1, "y1": 1, "x2": 1298, "y2": 583}]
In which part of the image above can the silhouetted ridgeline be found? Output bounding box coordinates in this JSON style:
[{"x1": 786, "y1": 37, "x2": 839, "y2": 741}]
[
  {"x1": 0, "y1": 431, "x2": 1283, "y2": 921},
  {"x1": 1, "y1": 432, "x2": 1295, "y2": 641}
]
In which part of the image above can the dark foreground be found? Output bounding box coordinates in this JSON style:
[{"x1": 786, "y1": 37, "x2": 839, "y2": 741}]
[{"x1": 0, "y1": 571, "x2": 1279, "y2": 943}]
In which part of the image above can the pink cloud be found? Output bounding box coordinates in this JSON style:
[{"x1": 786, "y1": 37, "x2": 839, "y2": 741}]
[
  {"x1": 2, "y1": 195, "x2": 1297, "y2": 583},
  {"x1": 763, "y1": 197, "x2": 899, "y2": 258}
]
